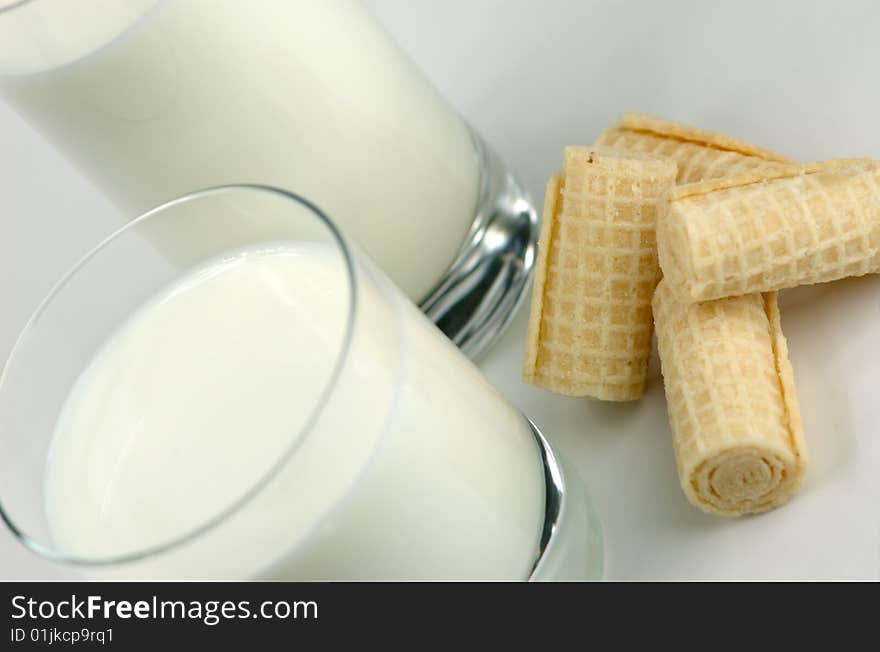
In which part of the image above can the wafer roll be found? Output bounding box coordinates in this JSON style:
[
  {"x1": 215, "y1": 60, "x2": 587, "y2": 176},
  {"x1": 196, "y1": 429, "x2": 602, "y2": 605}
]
[
  {"x1": 523, "y1": 146, "x2": 676, "y2": 400},
  {"x1": 596, "y1": 112, "x2": 792, "y2": 184},
  {"x1": 652, "y1": 281, "x2": 807, "y2": 516},
  {"x1": 658, "y1": 159, "x2": 880, "y2": 302}
]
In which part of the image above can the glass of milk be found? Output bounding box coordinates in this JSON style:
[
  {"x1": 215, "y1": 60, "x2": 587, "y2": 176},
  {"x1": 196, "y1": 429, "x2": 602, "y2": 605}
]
[
  {"x1": 0, "y1": 0, "x2": 537, "y2": 359},
  {"x1": 0, "y1": 185, "x2": 602, "y2": 581}
]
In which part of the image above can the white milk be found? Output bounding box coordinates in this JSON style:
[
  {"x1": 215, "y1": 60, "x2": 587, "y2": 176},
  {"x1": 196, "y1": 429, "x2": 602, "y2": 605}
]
[
  {"x1": 0, "y1": 0, "x2": 480, "y2": 300},
  {"x1": 45, "y1": 243, "x2": 546, "y2": 580}
]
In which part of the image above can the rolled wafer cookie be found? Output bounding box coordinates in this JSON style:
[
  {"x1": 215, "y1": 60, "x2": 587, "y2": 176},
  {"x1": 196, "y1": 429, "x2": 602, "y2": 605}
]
[
  {"x1": 658, "y1": 158, "x2": 880, "y2": 302},
  {"x1": 523, "y1": 146, "x2": 677, "y2": 401},
  {"x1": 596, "y1": 112, "x2": 792, "y2": 184},
  {"x1": 652, "y1": 280, "x2": 807, "y2": 516}
]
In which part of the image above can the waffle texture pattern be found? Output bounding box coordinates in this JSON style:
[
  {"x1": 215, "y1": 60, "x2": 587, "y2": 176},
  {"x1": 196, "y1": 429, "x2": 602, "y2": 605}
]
[
  {"x1": 652, "y1": 281, "x2": 807, "y2": 515},
  {"x1": 596, "y1": 112, "x2": 791, "y2": 184},
  {"x1": 523, "y1": 146, "x2": 676, "y2": 400},
  {"x1": 658, "y1": 159, "x2": 880, "y2": 301}
]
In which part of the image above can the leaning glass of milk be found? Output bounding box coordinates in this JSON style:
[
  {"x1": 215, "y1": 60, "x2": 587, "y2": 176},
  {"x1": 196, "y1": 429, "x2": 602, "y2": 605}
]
[
  {"x1": 0, "y1": 186, "x2": 602, "y2": 581},
  {"x1": 0, "y1": 0, "x2": 537, "y2": 359}
]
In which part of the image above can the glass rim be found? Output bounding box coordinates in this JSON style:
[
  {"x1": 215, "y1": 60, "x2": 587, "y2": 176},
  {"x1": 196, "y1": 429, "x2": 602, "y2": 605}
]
[
  {"x1": 0, "y1": 183, "x2": 359, "y2": 567},
  {"x1": 0, "y1": 1, "x2": 32, "y2": 14},
  {"x1": 0, "y1": 0, "x2": 165, "y2": 79}
]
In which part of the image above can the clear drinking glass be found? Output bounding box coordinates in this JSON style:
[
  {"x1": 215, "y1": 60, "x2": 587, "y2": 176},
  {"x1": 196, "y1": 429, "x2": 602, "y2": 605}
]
[
  {"x1": 0, "y1": 186, "x2": 602, "y2": 581},
  {"x1": 0, "y1": 0, "x2": 537, "y2": 359}
]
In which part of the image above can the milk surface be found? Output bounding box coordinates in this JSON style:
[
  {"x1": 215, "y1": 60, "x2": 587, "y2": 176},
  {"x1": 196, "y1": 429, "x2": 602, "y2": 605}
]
[
  {"x1": 0, "y1": 0, "x2": 480, "y2": 300},
  {"x1": 46, "y1": 244, "x2": 545, "y2": 579}
]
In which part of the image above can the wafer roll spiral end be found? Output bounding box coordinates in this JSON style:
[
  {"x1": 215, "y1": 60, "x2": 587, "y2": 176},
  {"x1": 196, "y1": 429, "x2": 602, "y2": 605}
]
[{"x1": 687, "y1": 446, "x2": 803, "y2": 516}]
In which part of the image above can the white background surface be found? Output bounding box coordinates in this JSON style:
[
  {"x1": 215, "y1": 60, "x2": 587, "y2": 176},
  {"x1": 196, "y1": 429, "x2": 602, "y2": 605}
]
[{"x1": 1, "y1": 0, "x2": 879, "y2": 580}]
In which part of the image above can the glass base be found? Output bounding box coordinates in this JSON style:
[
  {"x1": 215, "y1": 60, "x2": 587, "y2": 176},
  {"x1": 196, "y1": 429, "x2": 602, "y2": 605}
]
[
  {"x1": 419, "y1": 130, "x2": 538, "y2": 360},
  {"x1": 527, "y1": 419, "x2": 604, "y2": 582}
]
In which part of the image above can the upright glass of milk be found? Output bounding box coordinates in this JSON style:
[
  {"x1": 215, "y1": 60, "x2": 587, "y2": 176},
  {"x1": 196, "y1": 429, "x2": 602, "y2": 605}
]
[
  {"x1": 0, "y1": 185, "x2": 602, "y2": 580},
  {"x1": 0, "y1": 0, "x2": 537, "y2": 359}
]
